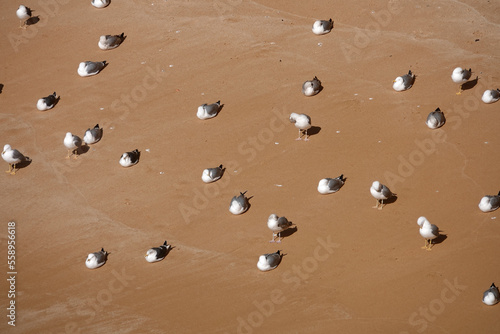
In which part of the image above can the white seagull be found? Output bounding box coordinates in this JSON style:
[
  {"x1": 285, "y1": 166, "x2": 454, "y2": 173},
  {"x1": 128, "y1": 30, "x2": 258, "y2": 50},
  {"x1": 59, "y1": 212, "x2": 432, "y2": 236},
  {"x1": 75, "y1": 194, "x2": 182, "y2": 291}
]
[
  {"x1": 78, "y1": 61, "x2": 107, "y2": 77},
  {"x1": 451, "y1": 67, "x2": 472, "y2": 94},
  {"x1": 289, "y1": 113, "x2": 312, "y2": 141},
  {"x1": 478, "y1": 191, "x2": 500, "y2": 213},
  {"x1": 83, "y1": 124, "x2": 103, "y2": 145},
  {"x1": 426, "y1": 107, "x2": 445, "y2": 129},
  {"x1": 119, "y1": 149, "x2": 140, "y2": 167},
  {"x1": 2, "y1": 144, "x2": 28, "y2": 175},
  {"x1": 318, "y1": 174, "x2": 346, "y2": 194},
  {"x1": 312, "y1": 18, "x2": 333, "y2": 35},
  {"x1": 91, "y1": 0, "x2": 110, "y2": 8},
  {"x1": 64, "y1": 132, "x2": 82, "y2": 159},
  {"x1": 302, "y1": 76, "x2": 322, "y2": 96},
  {"x1": 145, "y1": 241, "x2": 171, "y2": 263},
  {"x1": 98, "y1": 33, "x2": 125, "y2": 50},
  {"x1": 16, "y1": 5, "x2": 32, "y2": 29},
  {"x1": 370, "y1": 181, "x2": 396, "y2": 210},
  {"x1": 417, "y1": 216, "x2": 440, "y2": 251},
  {"x1": 267, "y1": 214, "x2": 294, "y2": 243},
  {"x1": 393, "y1": 70, "x2": 415, "y2": 91},
  {"x1": 37, "y1": 92, "x2": 58, "y2": 111},
  {"x1": 257, "y1": 250, "x2": 282, "y2": 271},
  {"x1": 197, "y1": 101, "x2": 221, "y2": 120},
  {"x1": 202, "y1": 164, "x2": 223, "y2": 183},
  {"x1": 483, "y1": 283, "x2": 500, "y2": 306},
  {"x1": 229, "y1": 191, "x2": 249, "y2": 215},
  {"x1": 85, "y1": 248, "x2": 108, "y2": 269},
  {"x1": 481, "y1": 89, "x2": 500, "y2": 104}
]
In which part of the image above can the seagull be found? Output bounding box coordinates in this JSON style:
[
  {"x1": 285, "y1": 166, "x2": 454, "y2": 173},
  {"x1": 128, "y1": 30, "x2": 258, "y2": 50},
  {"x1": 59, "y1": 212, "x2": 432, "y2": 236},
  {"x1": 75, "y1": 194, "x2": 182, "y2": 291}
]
[
  {"x1": 481, "y1": 89, "x2": 500, "y2": 104},
  {"x1": 145, "y1": 241, "x2": 171, "y2": 263},
  {"x1": 393, "y1": 70, "x2": 415, "y2": 91},
  {"x1": 37, "y1": 92, "x2": 58, "y2": 111},
  {"x1": 202, "y1": 164, "x2": 223, "y2": 183},
  {"x1": 483, "y1": 283, "x2": 500, "y2": 306},
  {"x1": 370, "y1": 181, "x2": 396, "y2": 210},
  {"x1": 478, "y1": 191, "x2": 500, "y2": 213},
  {"x1": 312, "y1": 18, "x2": 333, "y2": 35},
  {"x1": 417, "y1": 216, "x2": 440, "y2": 251},
  {"x1": 317, "y1": 174, "x2": 346, "y2": 194},
  {"x1": 119, "y1": 149, "x2": 140, "y2": 167},
  {"x1": 229, "y1": 191, "x2": 249, "y2": 215},
  {"x1": 83, "y1": 124, "x2": 103, "y2": 145},
  {"x1": 16, "y1": 5, "x2": 32, "y2": 29},
  {"x1": 91, "y1": 0, "x2": 110, "y2": 8},
  {"x1": 302, "y1": 76, "x2": 322, "y2": 96},
  {"x1": 196, "y1": 101, "x2": 221, "y2": 120},
  {"x1": 289, "y1": 113, "x2": 312, "y2": 141},
  {"x1": 98, "y1": 33, "x2": 125, "y2": 50},
  {"x1": 257, "y1": 250, "x2": 282, "y2": 271},
  {"x1": 64, "y1": 132, "x2": 82, "y2": 159},
  {"x1": 426, "y1": 107, "x2": 445, "y2": 129},
  {"x1": 451, "y1": 67, "x2": 472, "y2": 94},
  {"x1": 267, "y1": 214, "x2": 294, "y2": 243},
  {"x1": 78, "y1": 61, "x2": 107, "y2": 77},
  {"x1": 2, "y1": 144, "x2": 28, "y2": 175},
  {"x1": 85, "y1": 248, "x2": 108, "y2": 269}
]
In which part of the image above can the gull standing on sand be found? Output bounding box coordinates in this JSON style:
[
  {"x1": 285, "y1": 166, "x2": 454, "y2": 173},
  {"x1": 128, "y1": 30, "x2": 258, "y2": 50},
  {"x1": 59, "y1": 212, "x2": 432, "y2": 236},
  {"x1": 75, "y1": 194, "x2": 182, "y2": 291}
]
[
  {"x1": 267, "y1": 214, "x2": 294, "y2": 243},
  {"x1": 83, "y1": 124, "x2": 103, "y2": 145},
  {"x1": 393, "y1": 70, "x2": 415, "y2": 91},
  {"x1": 417, "y1": 216, "x2": 440, "y2": 251},
  {"x1": 289, "y1": 113, "x2": 312, "y2": 141},
  {"x1": 16, "y1": 5, "x2": 32, "y2": 29},
  {"x1": 302, "y1": 76, "x2": 322, "y2": 96},
  {"x1": 229, "y1": 191, "x2": 249, "y2": 215},
  {"x1": 426, "y1": 107, "x2": 445, "y2": 129},
  {"x1": 119, "y1": 149, "x2": 140, "y2": 167},
  {"x1": 64, "y1": 132, "x2": 82, "y2": 159},
  {"x1": 478, "y1": 191, "x2": 500, "y2": 213},
  {"x1": 85, "y1": 248, "x2": 108, "y2": 269},
  {"x1": 91, "y1": 0, "x2": 109, "y2": 8},
  {"x1": 78, "y1": 61, "x2": 107, "y2": 77},
  {"x1": 145, "y1": 241, "x2": 171, "y2": 263},
  {"x1": 312, "y1": 18, "x2": 333, "y2": 35},
  {"x1": 2, "y1": 144, "x2": 29, "y2": 175},
  {"x1": 257, "y1": 250, "x2": 282, "y2": 271},
  {"x1": 481, "y1": 89, "x2": 500, "y2": 104},
  {"x1": 37, "y1": 92, "x2": 58, "y2": 111},
  {"x1": 370, "y1": 181, "x2": 395, "y2": 210},
  {"x1": 98, "y1": 33, "x2": 125, "y2": 50},
  {"x1": 202, "y1": 164, "x2": 223, "y2": 183},
  {"x1": 318, "y1": 174, "x2": 346, "y2": 194},
  {"x1": 483, "y1": 283, "x2": 500, "y2": 306},
  {"x1": 451, "y1": 67, "x2": 472, "y2": 95},
  {"x1": 197, "y1": 101, "x2": 221, "y2": 120}
]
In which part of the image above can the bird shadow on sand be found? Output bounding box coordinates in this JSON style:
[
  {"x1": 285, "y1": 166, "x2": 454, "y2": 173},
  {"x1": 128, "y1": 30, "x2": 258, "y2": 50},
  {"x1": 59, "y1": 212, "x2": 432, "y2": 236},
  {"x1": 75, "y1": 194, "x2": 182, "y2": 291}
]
[
  {"x1": 461, "y1": 77, "x2": 479, "y2": 92},
  {"x1": 16, "y1": 157, "x2": 33, "y2": 171},
  {"x1": 76, "y1": 145, "x2": 91, "y2": 156},
  {"x1": 26, "y1": 16, "x2": 40, "y2": 26},
  {"x1": 308, "y1": 126, "x2": 321, "y2": 137},
  {"x1": 216, "y1": 103, "x2": 225, "y2": 116},
  {"x1": 280, "y1": 226, "x2": 298, "y2": 239},
  {"x1": 383, "y1": 195, "x2": 398, "y2": 206},
  {"x1": 432, "y1": 234, "x2": 448, "y2": 246},
  {"x1": 0, "y1": 84, "x2": 4, "y2": 94},
  {"x1": 52, "y1": 95, "x2": 61, "y2": 109}
]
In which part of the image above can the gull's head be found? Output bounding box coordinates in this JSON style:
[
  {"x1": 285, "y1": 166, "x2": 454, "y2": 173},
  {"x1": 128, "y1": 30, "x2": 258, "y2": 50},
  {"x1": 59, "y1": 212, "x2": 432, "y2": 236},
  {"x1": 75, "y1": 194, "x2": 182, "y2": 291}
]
[
  {"x1": 372, "y1": 181, "x2": 381, "y2": 191},
  {"x1": 289, "y1": 113, "x2": 298, "y2": 123},
  {"x1": 268, "y1": 214, "x2": 278, "y2": 221},
  {"x1": 3, "y1": 144, "x2": 11, "y2": 154},
  {"x1": 452, "y1": 67, "x2": 463, "y2": 75},
  {"x1": 86, "y1": 254, "x2": 95, "y2": 262},
  {"x1": 417, "y1": 216, "x2": 427, "y2": 227}
]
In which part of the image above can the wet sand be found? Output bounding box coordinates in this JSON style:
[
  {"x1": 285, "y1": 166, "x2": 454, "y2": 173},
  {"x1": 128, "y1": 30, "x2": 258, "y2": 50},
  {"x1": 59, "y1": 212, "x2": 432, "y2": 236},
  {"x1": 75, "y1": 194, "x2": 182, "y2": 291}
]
[{"x1": 1, "y1": 0, "x2": 500, "y2": 333}]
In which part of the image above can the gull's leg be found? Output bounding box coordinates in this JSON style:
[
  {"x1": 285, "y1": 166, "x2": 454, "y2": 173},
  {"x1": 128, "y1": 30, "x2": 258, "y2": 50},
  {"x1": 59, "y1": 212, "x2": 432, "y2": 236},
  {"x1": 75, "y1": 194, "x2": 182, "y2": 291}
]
[
  {"x1": 372, "y1": 199, "x2": 379, "y2": 209},
  {"x1": 269, "y1": 233, "x2": 276, "y2": 243},
  {"x1": 10, "y1": 164, "x2": 17, "y2": 175},
  {"x1": 422, "y1": 239, "x2": 428, "y2": 249},
  {"x1": 378, "y1": 199, "x2": 384, "y2": 210},
  {"x1": 66, "y1": 149, "x2": 71, "y2": 159},
  {"x1": 295, "y1": 129, "x2": 302, "y2": 140},
  {"x1": 73, "y1": 149, "x2": 79, "y2": 160},
  {"x1": 6, "y1": 164, "x2": 12, "y2": 173},
  {"x1": 304, "y1": 130, "x2": 309, "y2": 141},
  {"x1": 426, "y1": 240, "x2": 433, "y2": 251},
  {"x1": 276, "y1": 232, "x2": 282, "y2": 243}
]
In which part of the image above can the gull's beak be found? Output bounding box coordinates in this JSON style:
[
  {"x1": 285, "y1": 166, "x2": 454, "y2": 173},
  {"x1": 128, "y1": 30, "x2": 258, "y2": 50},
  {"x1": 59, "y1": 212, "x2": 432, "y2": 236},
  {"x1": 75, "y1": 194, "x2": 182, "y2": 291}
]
[{"x1": 392, "y1": 80, "x2": 396, "y2": 83}]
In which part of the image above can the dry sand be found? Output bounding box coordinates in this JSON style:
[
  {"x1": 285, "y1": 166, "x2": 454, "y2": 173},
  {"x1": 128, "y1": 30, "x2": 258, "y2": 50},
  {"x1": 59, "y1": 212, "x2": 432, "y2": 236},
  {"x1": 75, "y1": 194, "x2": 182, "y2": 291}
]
[{"x1": 1, "y1": 0, "x2": 500, "y2": 333}]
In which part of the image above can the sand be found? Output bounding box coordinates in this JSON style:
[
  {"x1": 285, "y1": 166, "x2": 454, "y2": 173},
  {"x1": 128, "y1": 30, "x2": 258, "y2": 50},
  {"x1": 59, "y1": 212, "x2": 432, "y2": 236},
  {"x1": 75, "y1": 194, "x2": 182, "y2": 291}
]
[{"x1": 1, "y1": 0, "x2": 500, "y2": 333}]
